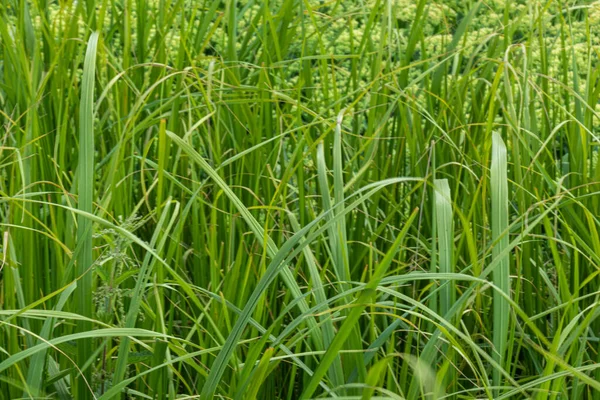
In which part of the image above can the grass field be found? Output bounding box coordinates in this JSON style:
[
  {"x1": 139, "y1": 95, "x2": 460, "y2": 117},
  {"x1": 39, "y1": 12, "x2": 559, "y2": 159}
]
[{"x1": 2, "y1": 0, "x2": 600, "y2": 398}]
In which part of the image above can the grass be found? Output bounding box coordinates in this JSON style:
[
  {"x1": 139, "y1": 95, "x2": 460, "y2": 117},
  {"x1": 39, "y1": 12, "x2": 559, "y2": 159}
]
[
  {"x1": 1, "y1": 0, "x2": 600, "y2": 399},
  {"x1": 75, "y1": 31, "x2": 99, "y2": 400}
]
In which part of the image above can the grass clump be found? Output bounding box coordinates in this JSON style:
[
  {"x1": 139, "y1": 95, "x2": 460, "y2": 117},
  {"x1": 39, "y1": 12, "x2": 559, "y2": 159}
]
[{"x1": 2, "y1": 0, "x2": 600, "y2": 398}]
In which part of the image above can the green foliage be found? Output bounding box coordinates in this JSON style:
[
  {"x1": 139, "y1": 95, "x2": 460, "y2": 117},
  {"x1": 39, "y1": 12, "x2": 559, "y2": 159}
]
[{"x1": 1, "y1": 0, "x2": 600, "y2": 399}]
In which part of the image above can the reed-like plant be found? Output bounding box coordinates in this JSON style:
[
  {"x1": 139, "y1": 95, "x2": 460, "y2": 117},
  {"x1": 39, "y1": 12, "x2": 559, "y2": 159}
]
[{"x1": 1, "y1": 0, "x2": 600, "y2": 399}]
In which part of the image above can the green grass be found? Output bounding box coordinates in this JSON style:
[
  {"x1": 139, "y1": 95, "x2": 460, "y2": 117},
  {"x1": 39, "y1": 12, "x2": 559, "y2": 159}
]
[{"x1": 2, "y1": 0, "x2": 600, "y2": 399}]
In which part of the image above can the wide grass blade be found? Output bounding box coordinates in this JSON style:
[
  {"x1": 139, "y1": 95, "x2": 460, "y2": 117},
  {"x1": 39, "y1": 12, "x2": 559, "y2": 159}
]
[
  {"x1": 433, "y1": 178, "x2": 456, "y2": 395},
  {"x1": 74, "y1": 31, "x2": 99, "y2": 400},
  {"x1": 491, "y1": 131, "x2": 510, "y2": 394},
  {"x1": 434, "y1": 179, "x2": 454, "y2": 318}
]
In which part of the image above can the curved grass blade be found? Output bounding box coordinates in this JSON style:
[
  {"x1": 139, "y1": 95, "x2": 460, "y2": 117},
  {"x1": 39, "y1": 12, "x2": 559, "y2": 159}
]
[{"x1": 0, "y1": 328, "x2": 169, "y2": 375}]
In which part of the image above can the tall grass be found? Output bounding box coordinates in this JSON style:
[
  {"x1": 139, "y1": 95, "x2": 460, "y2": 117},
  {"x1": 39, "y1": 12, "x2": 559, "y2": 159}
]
[{"x1": 1, "y1": 0, "x2": 600, "y2": 398}]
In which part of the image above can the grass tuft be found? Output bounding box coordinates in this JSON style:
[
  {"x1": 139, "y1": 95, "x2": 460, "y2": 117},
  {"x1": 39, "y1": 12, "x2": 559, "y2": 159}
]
[{"x1": 1, "y1": 1, "x2": 600, "y2": 399}]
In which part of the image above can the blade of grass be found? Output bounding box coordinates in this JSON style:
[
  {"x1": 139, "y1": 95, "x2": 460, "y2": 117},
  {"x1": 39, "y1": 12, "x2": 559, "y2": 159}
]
[
  {"x1": 74, "y1": 31, "x2": 99, "y2": 400},
  {"x1": 491, "y1": 131, "x2": 510, "y2": 395}
]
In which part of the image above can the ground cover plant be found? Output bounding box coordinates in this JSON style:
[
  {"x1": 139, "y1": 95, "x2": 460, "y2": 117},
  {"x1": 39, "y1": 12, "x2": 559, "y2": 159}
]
[{"x1": 2, "y1": 0, "x2": 600, "y2": 398}]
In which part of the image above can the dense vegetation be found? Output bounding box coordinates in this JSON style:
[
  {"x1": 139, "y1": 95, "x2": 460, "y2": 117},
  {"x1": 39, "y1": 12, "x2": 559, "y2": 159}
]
[{"x1": 2, "y1": 0, "x2": 600, "y2": 398}]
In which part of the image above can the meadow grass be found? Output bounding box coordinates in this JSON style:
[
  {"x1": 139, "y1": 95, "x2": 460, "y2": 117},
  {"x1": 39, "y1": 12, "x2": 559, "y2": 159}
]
[{"x1": 2, "y1": 0, "x2": 600, "y2": 398}]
